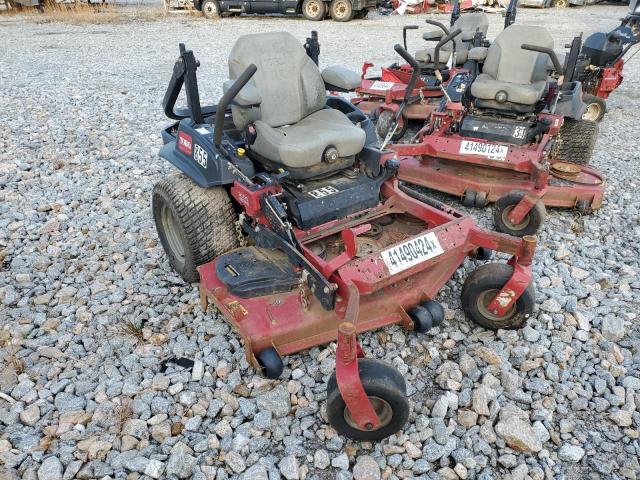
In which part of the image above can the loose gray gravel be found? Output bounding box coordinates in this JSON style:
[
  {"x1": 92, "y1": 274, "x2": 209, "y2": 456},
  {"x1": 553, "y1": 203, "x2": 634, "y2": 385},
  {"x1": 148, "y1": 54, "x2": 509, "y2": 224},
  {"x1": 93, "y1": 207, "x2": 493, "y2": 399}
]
[{"x1": 1, "y1": 5, "x2": 639, "y2": 480}]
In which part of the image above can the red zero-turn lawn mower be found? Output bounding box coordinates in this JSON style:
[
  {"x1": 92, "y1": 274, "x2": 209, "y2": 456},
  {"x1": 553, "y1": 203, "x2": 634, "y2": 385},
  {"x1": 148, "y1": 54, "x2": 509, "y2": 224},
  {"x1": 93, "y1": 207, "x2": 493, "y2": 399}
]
[
  {"x1": 558, "y1": 0, "x2": 640, "y2": 122},
  {"x1": 152, "y1": 33, "x2": 538, "y2": 440},
  {"x1": 353, "y1": 6, "x2": 490, "y2": 140},
  {"x1": 384, "y1": 25, "x2": 606, "y2": 237}
]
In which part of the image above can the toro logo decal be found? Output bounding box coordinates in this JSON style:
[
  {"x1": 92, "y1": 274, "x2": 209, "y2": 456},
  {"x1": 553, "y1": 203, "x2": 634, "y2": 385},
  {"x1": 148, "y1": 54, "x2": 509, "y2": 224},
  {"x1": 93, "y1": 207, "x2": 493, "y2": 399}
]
[
  {"x1": 193, "y1": 144, "x2": 208, "y2": 169},
  {"x1": 177, "y1": 132, "x2": 193, "y2": 155}
]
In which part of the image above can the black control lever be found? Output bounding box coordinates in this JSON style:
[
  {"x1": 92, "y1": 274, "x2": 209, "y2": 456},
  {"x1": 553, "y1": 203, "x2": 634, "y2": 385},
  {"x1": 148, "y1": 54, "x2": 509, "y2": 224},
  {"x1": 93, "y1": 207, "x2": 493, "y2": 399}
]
[
  {"x1": 433, "y1": 28, "x2": 462, "y2": 73},
  {"x1": 425, "y1": 19, "x2": 451, "y2": 37},
  {"x1": 521, "y1": 44, "x2": 564, "y2": 75},
  {"x1": 403, "y1": 25, "x2": 419, "y2": 51},
  {"x1": 214, "y1": 64, "x2": 258, "y2": 146}
]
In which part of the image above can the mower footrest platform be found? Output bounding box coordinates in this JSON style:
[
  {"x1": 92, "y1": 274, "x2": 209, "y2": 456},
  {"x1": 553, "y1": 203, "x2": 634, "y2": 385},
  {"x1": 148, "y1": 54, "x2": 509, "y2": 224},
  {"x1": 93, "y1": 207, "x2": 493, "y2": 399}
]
[{"x1": 216, "y1": 247, "x2": 300, "y2": 298}]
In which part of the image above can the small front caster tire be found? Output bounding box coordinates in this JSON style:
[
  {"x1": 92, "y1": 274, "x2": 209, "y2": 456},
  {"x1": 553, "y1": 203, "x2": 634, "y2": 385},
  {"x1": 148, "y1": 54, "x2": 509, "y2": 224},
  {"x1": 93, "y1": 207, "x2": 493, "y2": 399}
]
[
  {"x1": 582, "y1": 94, "x2": 606, "y2": 123},
  {"x1": 461, "y1": 263, "x2": 535, "y2": 331},
  {"x1": 326, "y1": 359, "x2": 410, "y2": 441},
  {"x1": 493, "y1": 190, "x2": 546, "y2": 237},
  {"x1": 409, "y1": 300, "x2": 444, "y2": 333},
  {"x1": 376, "y1": 109, "x2": 407, "y2": 141},
  {"x1": 256, "y1": 348, "x2": 284, "y2": 379}
]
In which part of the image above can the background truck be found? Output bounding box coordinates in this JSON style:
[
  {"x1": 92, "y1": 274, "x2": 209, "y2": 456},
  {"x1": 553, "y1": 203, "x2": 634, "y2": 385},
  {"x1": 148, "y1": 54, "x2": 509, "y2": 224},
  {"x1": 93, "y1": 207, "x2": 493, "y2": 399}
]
[{"x1": 166, "y1": 0, "x2": 376, "y2": 21}]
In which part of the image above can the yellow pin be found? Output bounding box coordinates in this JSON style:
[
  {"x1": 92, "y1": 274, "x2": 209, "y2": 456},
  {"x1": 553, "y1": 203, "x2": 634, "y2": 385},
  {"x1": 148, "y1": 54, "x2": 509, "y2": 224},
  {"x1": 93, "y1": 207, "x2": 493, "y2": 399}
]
[{"x1": 237, "y1": 148, "x2": 246, "y2": 156}]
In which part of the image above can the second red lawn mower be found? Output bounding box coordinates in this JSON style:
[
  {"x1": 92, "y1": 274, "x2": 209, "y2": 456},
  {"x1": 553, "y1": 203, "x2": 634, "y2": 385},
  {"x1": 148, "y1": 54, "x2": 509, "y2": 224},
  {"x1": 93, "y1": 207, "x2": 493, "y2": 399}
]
[
  {"x1": 381, "y1": 24, "x2": 606, "y2": 237},
  {"x1": 353, "y1": 2, "x2": 492, "y2": 140},
  {"x1": 152, "y1": 32, "x2": 538, "y2": 441}
]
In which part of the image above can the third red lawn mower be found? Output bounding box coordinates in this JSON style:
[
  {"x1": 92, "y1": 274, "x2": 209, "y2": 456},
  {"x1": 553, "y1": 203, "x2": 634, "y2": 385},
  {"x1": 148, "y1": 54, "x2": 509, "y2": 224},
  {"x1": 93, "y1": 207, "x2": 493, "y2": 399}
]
[
  {"x1": 381, "y1": 24, "x2": 606, "y2": 237},
  {"x1": 152, "y1": 32, "x2": 538, "y2": 440},
  {"x1": 353, "y1": 2, "x2": 492, "y2": 139}
]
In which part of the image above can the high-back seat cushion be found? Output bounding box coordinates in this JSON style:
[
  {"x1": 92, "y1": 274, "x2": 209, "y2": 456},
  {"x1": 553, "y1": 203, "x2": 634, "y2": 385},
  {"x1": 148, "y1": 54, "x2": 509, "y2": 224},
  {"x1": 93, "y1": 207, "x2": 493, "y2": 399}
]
[
  {"x1": 471, "y1": 25, "x2": 553, "y2": 106},
  {"x1": 415, "y1": 13, "x2": 489, "y2": 65},
  {"x1": 228, "y1": 32, "x2": 365, "y2": 170}
]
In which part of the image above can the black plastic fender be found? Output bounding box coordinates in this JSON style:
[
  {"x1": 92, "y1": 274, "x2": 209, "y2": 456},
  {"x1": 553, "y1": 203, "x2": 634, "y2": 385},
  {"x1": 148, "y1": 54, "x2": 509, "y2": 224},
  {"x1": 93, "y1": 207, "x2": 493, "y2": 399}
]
[
  {"x1": 554, "y1": 81, "x2": 586, "y2": 120},
  {"x1": 159, "y1": 118, "x2": 255, "y2": 188}
]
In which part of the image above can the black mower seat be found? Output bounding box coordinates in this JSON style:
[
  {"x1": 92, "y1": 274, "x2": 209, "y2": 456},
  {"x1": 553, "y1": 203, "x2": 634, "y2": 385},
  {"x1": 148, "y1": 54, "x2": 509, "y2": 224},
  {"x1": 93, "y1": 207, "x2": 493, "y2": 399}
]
[
  {"x1": 226, "y1": 32, "x2": 365, "y2": 176},
  {"x1": 416, "y1": 12, "x2": 489, "y2": 66},
  {"x1": 470, "y1": 25, "x2": 552, "y2": 111}
]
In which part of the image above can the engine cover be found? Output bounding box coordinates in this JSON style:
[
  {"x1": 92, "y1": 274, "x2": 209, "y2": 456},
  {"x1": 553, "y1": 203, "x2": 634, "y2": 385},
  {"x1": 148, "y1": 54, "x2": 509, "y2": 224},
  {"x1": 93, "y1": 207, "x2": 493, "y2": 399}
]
[
  {"x1": 582, "y1": 31, "x2": 623, "y2": 67},
  {"x1": 460, "y1": 116, "x2": 538, "y2": 146},
  {"x1": 282, "y1": 170, "x2": 385, "y2": 230}
]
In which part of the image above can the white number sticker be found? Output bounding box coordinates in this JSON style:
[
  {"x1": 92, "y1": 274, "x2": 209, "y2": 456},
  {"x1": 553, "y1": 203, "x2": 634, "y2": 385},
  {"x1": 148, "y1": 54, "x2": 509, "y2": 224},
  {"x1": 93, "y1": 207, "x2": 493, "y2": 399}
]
[
  {"x1": 459, "y1": 140, "x2": 509, "y2": 161},
  {"x1": 513, "y1": 126, "x2": 527, "y2": 139},
  {"x1": 193, "y1": 144, "x2": 208, "y2": 168},
  {"x1": 308, "y1": 186, "x2": 339, "y2": 199},
  {"x1": 370, "y1": 81, "x2": 396, "y2": 91},
  {"x1": 381, "y1": 232, "x2": 444, "y2": 275}
]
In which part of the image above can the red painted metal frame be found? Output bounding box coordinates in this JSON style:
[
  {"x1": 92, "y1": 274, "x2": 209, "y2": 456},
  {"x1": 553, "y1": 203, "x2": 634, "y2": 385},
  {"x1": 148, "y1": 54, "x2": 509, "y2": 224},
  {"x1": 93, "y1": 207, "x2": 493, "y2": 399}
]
[
  {"x1": 198, "y1": 177, "x2": 536, "y2": 362},
  {"x1": 388, "y1": 105, "x2": 606, "y2": 216},
  {"x1": 198, "y1": 166, "x2": 536, "y2": 429},
  {"x1": 589, "y1": 59, "x2": 625, "y2": 100},
  {"x1": 352, "y1": 65, "x2": 464, "y2": 119}
]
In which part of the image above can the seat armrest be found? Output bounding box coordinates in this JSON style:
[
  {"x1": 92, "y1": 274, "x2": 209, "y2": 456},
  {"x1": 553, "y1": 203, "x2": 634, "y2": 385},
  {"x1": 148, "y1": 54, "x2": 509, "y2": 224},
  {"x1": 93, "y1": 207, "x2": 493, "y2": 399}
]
[
  {"x1": 223, "y1": 80, "x2": 261, "y2": 107},
  {"x1": 321, "y1": 65, "x2": 361, "y2": 92},
  {"x1": 468, "y1": 47, "x2": 488, "y2": 62},
  {"x1": 422, "y1": 30, "x2": 444, "y2": 41}
]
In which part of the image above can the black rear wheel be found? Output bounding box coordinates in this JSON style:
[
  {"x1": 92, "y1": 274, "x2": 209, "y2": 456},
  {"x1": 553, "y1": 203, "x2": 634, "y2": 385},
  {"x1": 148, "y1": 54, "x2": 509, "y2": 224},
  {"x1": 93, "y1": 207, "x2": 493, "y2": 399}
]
[
  {"x1": 326, "y1": 359, "x2": 409, "y2": 441},
  {"x1": 152, "y1": 174, "x2": 238, "y2": 283},
  {"x1": 461, "y1": 263, "x2": 535, "y2": 330},
  {"x1": 551, "y1": 118, "x2": 598, "y2": 165}
]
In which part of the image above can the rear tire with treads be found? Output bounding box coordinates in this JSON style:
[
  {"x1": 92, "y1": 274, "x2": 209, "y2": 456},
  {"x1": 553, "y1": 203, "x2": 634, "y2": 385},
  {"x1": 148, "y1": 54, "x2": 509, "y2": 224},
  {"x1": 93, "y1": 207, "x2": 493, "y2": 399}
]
[
  {"x1": 551, "y1": 118, "x2": 598, "y2": 165},
  {"x1": 152, "y1": 174, "x2": 238, "y2": 283}
]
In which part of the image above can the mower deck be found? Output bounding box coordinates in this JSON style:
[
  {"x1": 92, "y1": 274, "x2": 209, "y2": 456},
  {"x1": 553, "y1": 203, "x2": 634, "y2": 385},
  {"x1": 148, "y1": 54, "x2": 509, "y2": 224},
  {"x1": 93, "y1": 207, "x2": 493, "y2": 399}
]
[
  {"x1": 397, "y1": 155, "x2": 605, "y2": 210},
  {"x1": 198, "y1": 179, "x2": 535, "y2": 369}
]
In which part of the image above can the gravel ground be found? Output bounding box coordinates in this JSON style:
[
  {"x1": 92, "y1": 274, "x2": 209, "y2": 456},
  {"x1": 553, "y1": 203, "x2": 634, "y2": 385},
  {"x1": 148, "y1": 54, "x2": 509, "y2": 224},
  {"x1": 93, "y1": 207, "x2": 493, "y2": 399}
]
[{"x1": 1, "y1": 5, "x2": 640, "y2": 480}]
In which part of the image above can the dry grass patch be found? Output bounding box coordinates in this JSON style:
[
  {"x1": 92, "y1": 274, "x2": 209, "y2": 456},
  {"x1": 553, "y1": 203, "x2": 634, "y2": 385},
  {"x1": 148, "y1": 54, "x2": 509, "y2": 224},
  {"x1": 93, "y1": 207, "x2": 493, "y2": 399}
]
[
  {"x1": 1, "y1": 2, "x2": 167, "y2": 24},
  {"x1": 114, "y1": 397, "x2": 133, "y2": 435}
]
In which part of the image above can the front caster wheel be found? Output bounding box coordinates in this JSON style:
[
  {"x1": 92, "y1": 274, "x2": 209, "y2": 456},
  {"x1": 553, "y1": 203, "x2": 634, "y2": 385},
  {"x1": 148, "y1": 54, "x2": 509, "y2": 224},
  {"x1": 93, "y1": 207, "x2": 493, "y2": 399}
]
[
  {"x1": 256, "y1": 348, "x2": 284, "y2": 379},
  {"x1": 582, "y1": 95, "x2": 606, "y2": 123},
  {"x1": 376, "y1": 109, "x2": 407, "y2": 141},
  {"x1": 326, "y1": 359, "x2": 410, "y2": 441},
  {"x1": 493, "y1": 190, "x2": 546, "y2": 237},
  {"x1": 461, "y1": 263, "x2": 535, "y2": 331},
  {"x1": 409, "y1": 300, "x2": 444, "y2": 333}
]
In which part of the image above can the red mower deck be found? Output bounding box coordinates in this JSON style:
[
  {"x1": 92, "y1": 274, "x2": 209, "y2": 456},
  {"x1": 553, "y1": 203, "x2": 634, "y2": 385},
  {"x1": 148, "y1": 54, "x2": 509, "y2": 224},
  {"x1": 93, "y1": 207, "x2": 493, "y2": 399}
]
[{"x1": 198, "y1": 177, "x2": 536, "y2": 364}]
